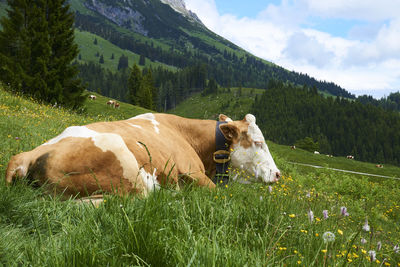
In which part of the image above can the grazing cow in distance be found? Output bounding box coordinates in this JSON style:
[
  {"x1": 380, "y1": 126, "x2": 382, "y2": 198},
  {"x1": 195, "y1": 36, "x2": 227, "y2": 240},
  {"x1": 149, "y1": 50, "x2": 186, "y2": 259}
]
[
  {"x1": 326, "y1": 154, "x2": 333, "y2": 158},
  {"x1": 5, "y1": 113, "x2": 281, "y2": 200},
  {"x1": 347, "y1": 155, "x2": 354, "y2": 160},
  {"x1": 88, "y1": 95, "x2": 96, "y2": 100},
  {"x1": 376, "y1": 164, "x2": 383, "y2": 168},
  {"x1": 114, "y1": 102, "x2": 120, "y2": 109},
  {"x1": 106, "y1": 100, "x2": 115, "y2": 106},
  {"x1": 314, "y1": 151, "x2": 320, "y2": 154},
  {"x1": 290, "y1": 145, "x2": 296, "y2": 150}
]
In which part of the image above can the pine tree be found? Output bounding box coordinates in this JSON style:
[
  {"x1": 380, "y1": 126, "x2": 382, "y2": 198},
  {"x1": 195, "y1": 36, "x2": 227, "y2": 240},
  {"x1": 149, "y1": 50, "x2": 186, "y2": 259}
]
[
  {"x1": 139, "y1": 54, "x2": 146, "y2": 66},
  {"x1": 127, "y1": 63, "x2": 142, "y2": 105},
  {"x1": 99, "y1": 54, "x2": 104, "y2": 64},
  {"x1": 0, "y1": 0, "x2": 85, "y2": 108},
  {"x1": 117, "y1": 54, "x2": 129, "y2": 70}
]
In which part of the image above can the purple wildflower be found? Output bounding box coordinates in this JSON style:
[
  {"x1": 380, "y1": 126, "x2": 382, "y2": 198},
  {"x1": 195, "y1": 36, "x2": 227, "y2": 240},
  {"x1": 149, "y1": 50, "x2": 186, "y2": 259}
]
[
  {"x1": 268, "y1": 186, "x2": 272, "y2": 193},
  {"x1": 322, "y1": 210, "x2": 328, "y2": 220},
  {"x1": 377, "y1": 241, "x2": 382, "y2": 251},
  {"x1": 394, "y1": 244, "x2": 399, "y2": 253},
  {"x1": 340, "y1": 206, "x2": 349, "y2": 216}
]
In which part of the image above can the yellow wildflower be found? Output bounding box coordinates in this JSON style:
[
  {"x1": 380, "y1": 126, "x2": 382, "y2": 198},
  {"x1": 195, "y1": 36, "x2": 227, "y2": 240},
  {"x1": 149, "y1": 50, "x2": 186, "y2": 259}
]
[
  {"x1": 338, "y1": 229, "x2": 343, "y2": 235},
  {"x1": 321, "y1": 249, "x2": 327, "y2": 253},
  {"x1": 384, "y1": 263, "x2": 390, "y2": 266},
  {"x1": 289, "y1": 214, "x2": 296, "y2": 218}
]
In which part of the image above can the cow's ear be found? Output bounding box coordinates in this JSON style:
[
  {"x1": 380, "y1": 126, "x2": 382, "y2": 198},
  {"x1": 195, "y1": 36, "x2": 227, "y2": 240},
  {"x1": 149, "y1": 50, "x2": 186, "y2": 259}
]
[
  {"x1": 219, "y1": 114, "x2": 233, "y2": 122},
  {"x1": 219, "y1": 124, "x2": 239, "y2": 141},
  {"x1": 243, "y1": 114, "x2": 256, "y2": 123}
]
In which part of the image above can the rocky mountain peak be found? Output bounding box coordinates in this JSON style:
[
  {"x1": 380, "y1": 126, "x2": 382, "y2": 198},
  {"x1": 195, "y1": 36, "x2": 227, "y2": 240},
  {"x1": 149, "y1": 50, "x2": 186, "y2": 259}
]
[{"x1": 160, "y1": 0, "x2": 203, "y2": 24}]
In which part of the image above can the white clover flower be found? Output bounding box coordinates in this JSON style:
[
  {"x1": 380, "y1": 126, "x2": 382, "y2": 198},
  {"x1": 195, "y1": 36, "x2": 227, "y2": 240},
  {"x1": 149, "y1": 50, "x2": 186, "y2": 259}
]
[
  {"x1": 368, "y1": 250, "x2": 376, "y2": 261},
  {"x1": 361, "y1": 238, "x2": 367, "y2": 244},
  {"x1": 308, "y1": 209, "x2": 314, "y2": 223},
  {"x1": 322, "y1": 210, "x2": 328, "y2": 220},
  {"x1": 322, "y1": 231, "x2": 335, "y2": 243},
  {"x1": 362, "y1": 218, "x2": 370, "y2": 232}
]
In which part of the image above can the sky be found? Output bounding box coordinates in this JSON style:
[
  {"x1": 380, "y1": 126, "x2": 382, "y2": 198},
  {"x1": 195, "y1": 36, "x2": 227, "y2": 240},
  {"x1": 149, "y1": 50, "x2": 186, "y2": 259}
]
[{"x1": 184, "y1": 0, "x2": 400, "y2": 98}]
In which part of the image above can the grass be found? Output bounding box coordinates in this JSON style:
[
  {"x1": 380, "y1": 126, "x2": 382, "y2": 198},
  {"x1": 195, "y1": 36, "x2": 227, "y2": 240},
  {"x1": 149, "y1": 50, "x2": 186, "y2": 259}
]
[{"x1": 1, "y1": 85, "x2": 400, "y2": 266}]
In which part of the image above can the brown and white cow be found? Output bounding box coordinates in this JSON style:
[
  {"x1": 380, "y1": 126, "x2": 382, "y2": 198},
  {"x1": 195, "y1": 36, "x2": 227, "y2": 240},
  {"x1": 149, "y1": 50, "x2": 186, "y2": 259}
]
[
  {"x1": 5, "y1": 113, "x2": 280, "y2": 198},
  {"x1": 88, "y1": 95, "x2": 97, "y2": 100}
]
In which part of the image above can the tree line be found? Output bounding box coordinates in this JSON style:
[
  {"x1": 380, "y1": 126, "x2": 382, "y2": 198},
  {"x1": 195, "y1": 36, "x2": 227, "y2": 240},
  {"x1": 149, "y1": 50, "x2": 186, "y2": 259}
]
[{"x1": 252, "y1": 80, "x2": 400, "y2": 165}]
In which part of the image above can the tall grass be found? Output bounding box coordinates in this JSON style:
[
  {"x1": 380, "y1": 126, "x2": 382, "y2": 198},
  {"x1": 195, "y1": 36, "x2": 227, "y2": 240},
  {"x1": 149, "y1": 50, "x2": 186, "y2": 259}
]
[{"x1": 1, "y1": 87, "x2": 399, "y2": 266}]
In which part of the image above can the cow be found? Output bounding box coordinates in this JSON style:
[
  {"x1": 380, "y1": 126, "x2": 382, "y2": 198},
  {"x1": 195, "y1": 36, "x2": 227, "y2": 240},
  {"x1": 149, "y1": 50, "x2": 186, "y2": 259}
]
[
  {"x1": 314, "y1": 151, "x2": 320, "y2": 155},
  {"x1": 114, "y1": 102, "x2": 120, "y2": 109},
  {"x1": 290, "y1": 145, "x2": 296, "y2": 150},
  {"x1": 347, "y1": 155, "x2": 354, "y2": 160},
  {"x1": 88, "y1": 95, "x2": 96, "y2": 100},
  {"x1": 376, "y1": 164, "x2": 383, "y2": 168},
  {"x1": 5, "y1": 113, "x2": 280, "y2": 200},
  {"x1": 106, "y1": 100, "x2": 115, "y2": 106}
]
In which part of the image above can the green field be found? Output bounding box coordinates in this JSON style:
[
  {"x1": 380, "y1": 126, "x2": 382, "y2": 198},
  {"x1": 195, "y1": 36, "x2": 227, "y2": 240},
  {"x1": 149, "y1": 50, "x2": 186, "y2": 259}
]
[
  {"x1": 74, "y1": 30, "x2": 176, "y2": 72},
  {"x1": 1, "y1": 86, "x2": 399, "y2": 266}
]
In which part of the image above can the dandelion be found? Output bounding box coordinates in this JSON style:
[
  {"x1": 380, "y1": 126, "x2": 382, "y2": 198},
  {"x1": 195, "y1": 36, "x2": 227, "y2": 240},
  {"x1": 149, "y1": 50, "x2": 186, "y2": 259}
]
[
  {"x1": 368, "y1": 250, "x2": 376, "y2": 261},
  {"x1": 308, "y1": 209, "x2": 314, "y2": 223},
  {"x1": 321, "y1": 249, "x2": 327, "y2": 253},
  {"x1": 338, "y1": 229, "x2": 343, "y2": 235},
  {"x1": 289, "y1": 214, "x2": 296, "y2": 218},
  {"x1": 384, "y1": 262, "x2": 391, "y2": 266},
  {"x1": 322, "y1": 231, "x2": 335, "y2": 243},
  {"x1": 340, "y1": 206, "x2": 349, "y2": 216},
  {"x1": 377, "y1": 241, "x2": 382, "y2": 251},
  {"x1": 363, "y1": 218, "x2": 370, "y2": 232},
  {"x1": 361, "y1": 238, "x2": 367, "y2": 244},
  {"x1": 323, "y1": 210, "x2": 329, "y2": 219}
]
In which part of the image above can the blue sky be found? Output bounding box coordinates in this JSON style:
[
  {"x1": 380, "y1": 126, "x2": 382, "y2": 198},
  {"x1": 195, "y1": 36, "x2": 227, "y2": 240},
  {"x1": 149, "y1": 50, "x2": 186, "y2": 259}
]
[{"x1": 185, "y1": 0, "x2": 400, "y2": 98}]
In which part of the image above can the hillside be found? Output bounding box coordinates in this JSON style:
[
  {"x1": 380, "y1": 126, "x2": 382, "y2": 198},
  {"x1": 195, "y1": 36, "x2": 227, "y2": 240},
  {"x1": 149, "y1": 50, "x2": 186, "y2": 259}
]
[
  {"x1": 66, "y1": 0, "x2": 354, "y2": 98},
  {"x1": 1, "y1": 85, "x2": 400, "y2": 266}
]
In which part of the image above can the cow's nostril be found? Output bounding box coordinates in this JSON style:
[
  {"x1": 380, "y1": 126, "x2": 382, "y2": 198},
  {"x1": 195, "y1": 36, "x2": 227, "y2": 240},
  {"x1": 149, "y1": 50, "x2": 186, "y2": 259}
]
[{"x1": 275, "y1": 171, "x2": 281, "y2": 179}]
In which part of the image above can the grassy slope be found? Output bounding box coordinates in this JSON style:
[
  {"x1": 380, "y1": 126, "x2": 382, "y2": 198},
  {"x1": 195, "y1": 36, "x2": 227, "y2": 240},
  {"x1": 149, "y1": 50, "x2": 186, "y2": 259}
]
[
  {"x1": 75, "y1": 30, "x2": 177, "y2": 72},
  {"x1": 170, "y1": 87, "x2": 263, "y2": 120},
  {"x1": 1, "y1": 86, "x2": 400, "y2": 266}
]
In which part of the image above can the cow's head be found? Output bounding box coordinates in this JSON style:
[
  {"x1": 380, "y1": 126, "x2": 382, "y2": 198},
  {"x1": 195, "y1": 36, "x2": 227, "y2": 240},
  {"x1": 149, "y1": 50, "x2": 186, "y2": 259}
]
[{"x1": 219, "y1": 114, "x2": 280, "y2": 184}]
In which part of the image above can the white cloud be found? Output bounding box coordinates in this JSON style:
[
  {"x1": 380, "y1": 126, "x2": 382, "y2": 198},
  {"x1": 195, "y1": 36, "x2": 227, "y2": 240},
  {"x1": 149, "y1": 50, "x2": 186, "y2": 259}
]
[{"x1": 184, "y1": 0, "x2": 400, "y2": 97}]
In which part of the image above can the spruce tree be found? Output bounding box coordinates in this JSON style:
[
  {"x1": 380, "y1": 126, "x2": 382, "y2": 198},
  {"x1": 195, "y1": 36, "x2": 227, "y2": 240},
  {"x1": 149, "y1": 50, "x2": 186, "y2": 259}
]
[
  {"x1": 127, "y1": 63, "x2": 142, "y2": 105},
  {"x1": 0, "y1": 0, "x2": 85, "y2": 108}
]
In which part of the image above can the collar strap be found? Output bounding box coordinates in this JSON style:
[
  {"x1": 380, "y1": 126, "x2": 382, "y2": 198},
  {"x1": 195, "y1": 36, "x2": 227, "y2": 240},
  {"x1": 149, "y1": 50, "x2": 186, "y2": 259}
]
[{"x1": 212, "y1": 121, "x2": 230, "y2": 186}]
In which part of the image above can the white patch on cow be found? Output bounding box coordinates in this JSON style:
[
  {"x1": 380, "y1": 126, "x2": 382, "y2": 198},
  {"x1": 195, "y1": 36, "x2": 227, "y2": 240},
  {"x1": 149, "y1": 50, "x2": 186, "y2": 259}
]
[
  {"x1": 230, "y1": 116, "x2": 280, "y2": 183},
  {"x1": 42, "y1": 126, "x2": 100, "y2": 146},
  {"x1": 139, "y1": 168, "x2": 160, "y2": 192},
  {"x1": 128, "y1": 123, "x2": 142, "y2": 129},
  {"x1": 129, "y1": 113, "x2": 160, "y2": 134}
]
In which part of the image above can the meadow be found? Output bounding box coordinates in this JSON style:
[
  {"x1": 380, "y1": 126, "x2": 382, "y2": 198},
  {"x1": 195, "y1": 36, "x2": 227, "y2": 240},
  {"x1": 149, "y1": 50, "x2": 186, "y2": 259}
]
[{"x1": 0, "y1": 86, "x2": 399, "y2": 266}]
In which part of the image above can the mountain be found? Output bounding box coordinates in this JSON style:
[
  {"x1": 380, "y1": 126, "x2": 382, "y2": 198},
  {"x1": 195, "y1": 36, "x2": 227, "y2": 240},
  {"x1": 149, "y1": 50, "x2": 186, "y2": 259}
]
[{"x1": 67, "y1": 0, "x2": 355, "y2": 99}]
